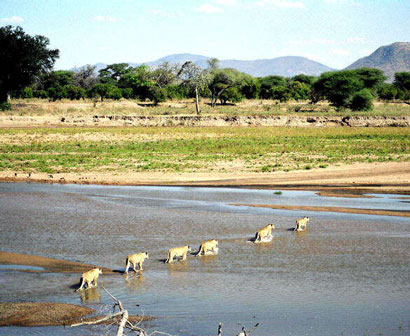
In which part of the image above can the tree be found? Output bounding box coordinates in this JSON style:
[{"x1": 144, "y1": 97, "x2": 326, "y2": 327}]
[
  {"x1": 208, "y1": 68, "x2": 244, "y2": 107},
  {"x1": 312, "y1": 71, "x2": 362, "y2": 108},
  {"x1": 151, "y1": 62, "x2": 178, "y2": 88},
  {"x1": 0, "y1": 26, "x2": 59, "y2": 107},
  {"x1": 352, "y1": 68, "x2": 385, "y2": 91},
  {"x1": 73, "y1": 65, "x2": 98, "y2": 90},
  {"x1": 377, "y1": 83, "x2": 398, "y2": 101},
  {"x1": 121, "y1": 65, "x2": 154, "y2": 100},
  {"x1": 291, "y1": 74, "x2": 316, "y2": 86},
  {"x1": 42, "y1": 70, "x2": 75, "y2": 90},
  {"x1": 394, "y1": 72, "x2": 410, "y2": 93},
  {"x1": 240, "y1": 75, "x2": 260, "y2": 99},
  {"x1": 219, "y1": 86, "x2": 244, "y2": 104},
  {"x1": 178, "y1": 61, "x2": 210, "y2": 114},
  {"x1": 99, "y1": 63, "x2": 134, "y2": 86},
  {"x1": 207, "y1": 58, "x2": 220, "y2": 71},
  {"x1": 259, "y1": 76, "x2": 286, "y2": 99},
  {"x1": 350, "y1": 88, "x2": 373, "y2": 111},
  {"x1": 88, "y1": 83, "x2": 112, "y2": 101}
]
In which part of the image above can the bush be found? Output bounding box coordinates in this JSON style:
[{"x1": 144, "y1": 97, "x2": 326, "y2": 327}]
[
  {"x1": 148, "y1": 86, "x2": 167, "y2": 105},
  {"x1": 121, "y1": 88, "x2": 133, "y2": 99},
  {"x1": 350, "y1": 89, "x2": 373, "y2": 111},
  {"x1": 0, "y1": 102, "x2": 11, "y2": 111},
  {"x1": 107, "y1": 87, "x2": 122, "y2": 100},
  {"x1": 33, "y1": 89, "x2": 48, "y2": 99}
]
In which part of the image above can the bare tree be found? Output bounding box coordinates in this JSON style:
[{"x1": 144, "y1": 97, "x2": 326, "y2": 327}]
[{"x1": 177, "y1": 61, "x2": 210, "y2": 114}]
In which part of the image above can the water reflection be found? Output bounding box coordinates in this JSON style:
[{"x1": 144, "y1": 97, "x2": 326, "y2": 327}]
[
  {"x1": 124, "y1": 272, "x2": 144, "y2": 292},
  {"x1": 79, "y1": 287, "x2": 101, "y2": 303}
]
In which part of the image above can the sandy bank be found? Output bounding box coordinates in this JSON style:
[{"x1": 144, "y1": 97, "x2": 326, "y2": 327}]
[
  {"x1": 232, "y1": 204, "x2": 410, "y2": 218},
  {"x1": 0, "y1": 252, "x2": 114, "y2": 274},
  {"x1": 1, "y1": 162, "x2": 409, "y2": 196},
  {"x1": 1, "y1": 114, "x2": 410, "y2": 128},
  {"x1": 0, "y1": 302, "x2": 152, "y2": 327}
]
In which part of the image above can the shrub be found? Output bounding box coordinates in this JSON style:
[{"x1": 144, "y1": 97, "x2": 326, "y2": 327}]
[
  {"x1": 0, "y1": 102, "x2": 11, "y2": 111},
  {"x1": 350, "y1": 89, "x2": 373, "y2": 111}
]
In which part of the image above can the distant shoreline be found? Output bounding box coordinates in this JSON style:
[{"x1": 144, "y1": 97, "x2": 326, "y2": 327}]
[{"x1": 1, "y1": 162, "x2": 410, "y2": 197}]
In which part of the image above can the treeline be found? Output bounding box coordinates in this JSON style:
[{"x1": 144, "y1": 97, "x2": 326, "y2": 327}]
[{"x1": 11, "y1": 60, "x2": 410, "y2": 111}]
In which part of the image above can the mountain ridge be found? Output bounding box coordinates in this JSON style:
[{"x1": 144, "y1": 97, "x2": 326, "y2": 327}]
[
  {"x1": 345, "y1": 42, "x2": 410, "y2": 82},
  {"x1": 81, "y1": 54, "x2": 335, "y2": 78}
]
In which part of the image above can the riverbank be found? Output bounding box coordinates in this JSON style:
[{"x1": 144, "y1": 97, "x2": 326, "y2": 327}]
[
  {"x1": 0, "y1": 252, "x2": 115, "y2": 273},
  {"x1": 1, "y1": 162, "x2": 410, "y2": 196}
]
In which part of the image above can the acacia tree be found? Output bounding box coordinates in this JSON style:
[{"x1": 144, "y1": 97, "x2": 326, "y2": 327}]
[
  {"x1": 208, "y1": 68, "x2": 244, "y2": 107},
  {"x1": 178, "y1": 61, "x2": 210, "y2": 114},
  {"x1": 0, "y1": 26, "x2": 59, "y2": 109}
]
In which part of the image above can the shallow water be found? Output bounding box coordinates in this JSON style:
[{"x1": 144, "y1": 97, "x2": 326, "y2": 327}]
[{"x1": 0, "y1": 183, "x2": 409, "y2": 336}]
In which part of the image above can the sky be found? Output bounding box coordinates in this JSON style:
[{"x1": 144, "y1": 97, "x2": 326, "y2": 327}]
[{"x1": 1, "y1": 0, "x2": 409, "y2": 70}]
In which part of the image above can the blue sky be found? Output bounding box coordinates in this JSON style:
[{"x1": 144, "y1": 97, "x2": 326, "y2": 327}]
[{"x1": 1, "y1": 0, "x2": 409, "y2": 70}]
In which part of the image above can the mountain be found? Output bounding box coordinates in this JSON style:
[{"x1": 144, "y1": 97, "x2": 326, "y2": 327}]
[
  {"x1": 345, "y1": 42, "x2": 410, "y2": 82},
  {"x1": 83, "y1": 53, "x2": 334, "y2": 78}
]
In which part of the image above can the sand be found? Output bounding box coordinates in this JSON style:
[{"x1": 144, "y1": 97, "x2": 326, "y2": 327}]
[
  {"x1": 1, "y1": 162, "x2": 409, "y2": 196},
  {"x1": 0, "y1": 251, "x2": 115, "y2": 274}
]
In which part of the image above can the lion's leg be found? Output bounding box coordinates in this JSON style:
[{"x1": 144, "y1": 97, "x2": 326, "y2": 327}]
[
  {"x1": 166, "y1": 252, "x2": 172, "y2": 263},
  {"x1": 138, "y1": 261, "x2": 143, "y2": 270},
  {"x1": 79, "y1": 278, "x2": 85, "y2": 290},
  {"x1": 182, "y1": 252, "x2": 187, "y2": 261},
  {"x1": 125, "y1": 260, "x2": 130, "y2": 274},
  {"x1": 132, "y1": 262, "x2": 137, "y2": 272}
]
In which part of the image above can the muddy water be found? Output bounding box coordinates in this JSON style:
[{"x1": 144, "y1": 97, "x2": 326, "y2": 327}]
[{"x1": 0, "y1": 183, "x2": 409, "y2": 336}]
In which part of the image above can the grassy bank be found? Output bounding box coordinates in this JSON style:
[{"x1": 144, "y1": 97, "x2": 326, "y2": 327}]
[
  {"x1": 1, "y1": 127, "x2": 409, "y2": 175},
  {"x1": 4, "y1": 98, "x2": 410, "y2": 117}
]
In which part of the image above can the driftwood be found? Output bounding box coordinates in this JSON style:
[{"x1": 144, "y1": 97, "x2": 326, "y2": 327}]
[{"x1": 71, "y1": 285, "x2": 259, "y2": 336}]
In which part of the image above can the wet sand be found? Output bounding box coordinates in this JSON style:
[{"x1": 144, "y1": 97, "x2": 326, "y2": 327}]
[
  {"x1": 1, "y1": 161, "x2": 410, "y2": 197},
  {"x1": 233, "y1": 203, "x2": 410, "y2": 217},
  {"x1": 0, "y1": 302, "x2": 151, "y2": 327},
  {"x1": 0, "y1": 252, "x2": 115, "y2": 274}
]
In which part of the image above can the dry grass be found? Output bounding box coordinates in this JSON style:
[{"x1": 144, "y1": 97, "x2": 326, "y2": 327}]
[{"x1": 4, "y1": 98, "x2": 410, "y2": 117}]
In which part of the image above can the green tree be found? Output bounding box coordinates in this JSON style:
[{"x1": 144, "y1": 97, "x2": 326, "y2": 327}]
[
  {"x1": 208, "y1": 68, "x2": 244, "y2": 107},
  {"x1": 259, "y1": 76, "x2": 286, "y2": 99},
  {"x1": 0, "y1": 26, "x2": 59, "y2": 107},
  {"x1": 88, "y1": 83, "x2": 112, "y2": 101},
  {"x1": 121, "y1": 65, "x2": 154, "y2": 100},
  {"x1": 377, "y1": 83, "x2": 398, "y2": 101},
  {"x1": 291, "y1": 74, "x2": 316, "y2": 86},
  {"x1": 393, "y1": 72, "x2": 410, "y2": 93},
  {"x1": 219, "y1": 86, "x2": 244, "y2": 104},
  {"x1": 43, "y1": 70, "x2": 75, "y2": 89},
  {"x1": 350, "y1": 88, "x2": 373, "y2": 111},
  {"x1": 240, "y1": 75, "x2": 260, "y2": 99},
  {"x1": 64, "y1": 85, "x2": 86, "y2": 100},
  {"x1": 148, "y1": 86, "x2": 167, "y2": 105},
  {"x1": 312, "y1": 71, "x2": 362, "y2": 108},
  {"x1": 99, "y1": 63, "x2": 134, "y2": 86},
  {"x1": 352, "y1": 68, "x2": 385, "y2": 91}
]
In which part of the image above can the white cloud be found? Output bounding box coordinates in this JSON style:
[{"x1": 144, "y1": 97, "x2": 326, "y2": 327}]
[
  {"x1": 212, "y1": 0, "x2": 237, "y2": 6},
  {"x1": 257, "y1": 0, "x2": 305, "y2": 9},
  {"x1": 198, "y1": 4, "x2": 223, "y2": 13},
  {"x1": 94, "y1": 16, "x2": 119, "y2": 23},
  {"x1": 330, "y1": 48, "x2": 351, "y2": 56},
  {"x1": 0, "y1": 16, "x2": 24, "y2": 24}
]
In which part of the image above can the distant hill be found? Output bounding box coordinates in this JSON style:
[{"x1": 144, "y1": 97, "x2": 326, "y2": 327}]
[
  {"x1": 82, "y1": 53, "x2": 334, "y2": 78},
  {"x1": 345, "y1": 42, "x2": 410, "y2": 82}
]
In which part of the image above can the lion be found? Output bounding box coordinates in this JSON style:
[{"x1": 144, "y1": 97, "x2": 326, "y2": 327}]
[
  {"x1": 77, "y1": 268, "x2": 102, "y2": 291},
  {"x1": 196, "y1": 239, "x2": 218, "y2": 256},
  {"x1": 254, "y1": 224, "x2": 275, "y2": 243},
  {"x1": 125, "y1": 252, "x2": 149, "y2": 273},
  {"x1": 165, "y1": 245, "x2": 191, "y2": 263},
  {"x1": 295, "y1": 216, "x2": 309, "y2": 232}
]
